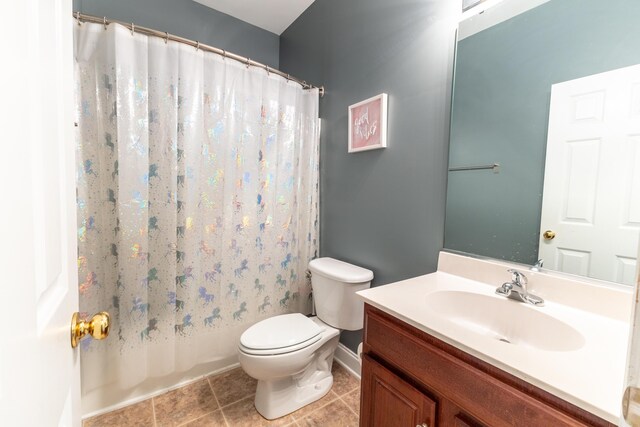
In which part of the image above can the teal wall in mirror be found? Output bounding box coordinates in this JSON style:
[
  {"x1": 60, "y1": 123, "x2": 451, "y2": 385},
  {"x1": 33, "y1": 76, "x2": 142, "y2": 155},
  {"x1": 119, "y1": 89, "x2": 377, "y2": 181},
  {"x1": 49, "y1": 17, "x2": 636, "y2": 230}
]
[{"x1": 445, "y1": 0, "x2": 640, "y2": 281}]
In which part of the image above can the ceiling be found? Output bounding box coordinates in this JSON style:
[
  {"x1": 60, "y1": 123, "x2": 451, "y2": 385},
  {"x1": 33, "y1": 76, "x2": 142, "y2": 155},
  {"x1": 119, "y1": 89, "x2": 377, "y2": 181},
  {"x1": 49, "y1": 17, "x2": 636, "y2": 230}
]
[{"x1": 193, "y1": 0, "x2": 316, "y2": 35}]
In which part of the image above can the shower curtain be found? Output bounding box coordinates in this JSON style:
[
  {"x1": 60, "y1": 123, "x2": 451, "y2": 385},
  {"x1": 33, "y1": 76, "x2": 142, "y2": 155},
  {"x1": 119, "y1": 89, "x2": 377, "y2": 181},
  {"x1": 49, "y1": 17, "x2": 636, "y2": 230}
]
[{"x1": 74, "y1": 22, "x2": 319, "y2": 404}]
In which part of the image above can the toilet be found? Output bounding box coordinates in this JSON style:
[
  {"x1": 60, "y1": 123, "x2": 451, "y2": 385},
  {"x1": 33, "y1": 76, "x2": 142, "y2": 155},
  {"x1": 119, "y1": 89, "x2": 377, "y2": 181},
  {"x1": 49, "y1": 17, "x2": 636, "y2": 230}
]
[{"x1": 238, "y1": 257, "x2": 373, "y2": 420}]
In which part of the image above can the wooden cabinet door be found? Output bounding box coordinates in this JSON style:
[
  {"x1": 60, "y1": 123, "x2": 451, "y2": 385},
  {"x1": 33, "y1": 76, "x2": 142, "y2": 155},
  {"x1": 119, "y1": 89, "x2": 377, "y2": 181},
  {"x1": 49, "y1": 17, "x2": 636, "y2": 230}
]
[{"x1": 361, "y1": 355, "x2": 436, "y2": 427}]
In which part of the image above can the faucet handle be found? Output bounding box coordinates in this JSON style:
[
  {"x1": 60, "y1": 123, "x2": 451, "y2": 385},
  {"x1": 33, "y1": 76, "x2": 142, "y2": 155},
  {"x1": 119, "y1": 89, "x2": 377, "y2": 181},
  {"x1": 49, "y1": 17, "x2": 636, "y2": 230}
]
[
  {"x1": 496, "y1": 281, "x2": 512, "y2": 297},
  {"x1": 507, "y1": 269, "x2": 527, "y2": 287},
  {"x1": 531, "y1": 259, "x2": 544, "y2": 272}
]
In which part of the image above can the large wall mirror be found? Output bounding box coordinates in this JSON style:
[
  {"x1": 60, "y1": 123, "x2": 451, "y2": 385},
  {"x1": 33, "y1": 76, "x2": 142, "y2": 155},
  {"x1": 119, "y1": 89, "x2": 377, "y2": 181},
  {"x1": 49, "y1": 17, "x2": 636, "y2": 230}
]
[{"x1": 445, "y1": 0, "x2": 640, "y2": 285}]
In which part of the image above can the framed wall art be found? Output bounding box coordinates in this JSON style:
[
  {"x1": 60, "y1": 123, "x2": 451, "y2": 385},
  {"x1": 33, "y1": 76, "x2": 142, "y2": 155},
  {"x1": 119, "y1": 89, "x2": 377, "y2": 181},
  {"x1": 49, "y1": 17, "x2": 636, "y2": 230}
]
[{"x1": 348, "y1": 93, "x2": 388, "y2": 153}]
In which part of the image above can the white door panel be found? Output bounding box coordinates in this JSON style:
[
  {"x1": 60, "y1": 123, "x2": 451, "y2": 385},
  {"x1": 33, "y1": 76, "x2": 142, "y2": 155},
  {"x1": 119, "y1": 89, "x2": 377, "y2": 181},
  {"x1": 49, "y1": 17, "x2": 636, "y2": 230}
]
[
  {"x1": 539, "y1": 64, "x2": 640, "y2": 285},
  {"x1": 0, "y1": 0, "x2": 81, "y2": 426}
]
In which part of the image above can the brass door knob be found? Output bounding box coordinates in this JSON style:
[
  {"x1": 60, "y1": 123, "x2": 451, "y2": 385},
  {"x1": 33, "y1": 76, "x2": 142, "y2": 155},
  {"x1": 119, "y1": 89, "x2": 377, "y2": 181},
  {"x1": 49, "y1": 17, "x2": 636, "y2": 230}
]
[
  {"x1": 543, "y1": 230, "x2": 556, "y2": 240},
  {"x1": 623, "y1": 386, "x2": 640, "y2": 425},
  {"x1": 71, "y1": 311, "x2": 110, "y2": 348}
]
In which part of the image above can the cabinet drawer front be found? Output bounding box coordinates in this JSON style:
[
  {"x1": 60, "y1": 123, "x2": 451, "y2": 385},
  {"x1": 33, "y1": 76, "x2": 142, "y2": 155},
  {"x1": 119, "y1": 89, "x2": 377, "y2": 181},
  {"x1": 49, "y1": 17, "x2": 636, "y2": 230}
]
[
  {"x1": 454, "y1": 414, "x2": 485, "y2": 427},
  {"x1": 364, "y1": 308, "x2": 587, "y2": 427},
  {"x1": 361, "y1": 355, "x2": 436, "y2": 427}
]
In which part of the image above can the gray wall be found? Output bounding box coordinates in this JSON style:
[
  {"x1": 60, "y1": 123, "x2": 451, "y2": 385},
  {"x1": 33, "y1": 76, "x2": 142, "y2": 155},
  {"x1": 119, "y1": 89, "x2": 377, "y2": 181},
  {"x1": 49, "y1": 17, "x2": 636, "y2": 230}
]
[
  {"x1": 73, "y1": 0, "x2": 279, "y2": 68},
  {"x1": 280, "y1": 0, "x2": 458, "y2": 352},
  {"x1": 445, "y1": 0, "x2": 640, "y2": 265}
]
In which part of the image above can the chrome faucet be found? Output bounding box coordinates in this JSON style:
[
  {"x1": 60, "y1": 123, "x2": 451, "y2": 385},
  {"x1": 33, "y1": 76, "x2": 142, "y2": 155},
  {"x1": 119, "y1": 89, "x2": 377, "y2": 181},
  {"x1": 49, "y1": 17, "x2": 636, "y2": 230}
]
[{"x1": 496, "y1": 269, "x2": 544, "y2": 306}]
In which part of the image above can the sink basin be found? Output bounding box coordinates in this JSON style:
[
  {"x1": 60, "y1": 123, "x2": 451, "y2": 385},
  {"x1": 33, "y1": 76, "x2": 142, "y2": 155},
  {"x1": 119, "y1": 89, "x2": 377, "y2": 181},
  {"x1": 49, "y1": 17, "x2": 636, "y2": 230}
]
[{"x1": 425, "y1": 290, "x2": 585, "y2": 352}]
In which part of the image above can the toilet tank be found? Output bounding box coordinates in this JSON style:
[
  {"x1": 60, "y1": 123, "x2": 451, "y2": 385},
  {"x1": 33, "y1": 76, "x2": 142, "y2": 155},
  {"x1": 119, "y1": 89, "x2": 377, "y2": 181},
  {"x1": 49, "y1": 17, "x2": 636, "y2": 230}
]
[{"x1": 308, "y1": 257, "x2": 373, "y2": 331}]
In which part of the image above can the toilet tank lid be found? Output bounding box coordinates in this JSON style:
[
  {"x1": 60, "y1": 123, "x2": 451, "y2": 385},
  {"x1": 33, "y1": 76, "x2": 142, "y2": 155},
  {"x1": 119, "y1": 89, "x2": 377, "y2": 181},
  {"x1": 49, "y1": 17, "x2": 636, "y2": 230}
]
[{"x1": 308, "y1": 257, "x2": 374, "y2": 283}]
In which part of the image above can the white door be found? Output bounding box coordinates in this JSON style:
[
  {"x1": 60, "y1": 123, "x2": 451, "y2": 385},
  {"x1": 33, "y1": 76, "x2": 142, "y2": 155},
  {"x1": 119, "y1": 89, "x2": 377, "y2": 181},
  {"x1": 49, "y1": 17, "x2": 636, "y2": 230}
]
[
  {"x1": 539, "y1": 64, "x2": 640, "y2": 285},
  {"x1": 0, "y1": 0, "x2": 81, "y2": 426}
]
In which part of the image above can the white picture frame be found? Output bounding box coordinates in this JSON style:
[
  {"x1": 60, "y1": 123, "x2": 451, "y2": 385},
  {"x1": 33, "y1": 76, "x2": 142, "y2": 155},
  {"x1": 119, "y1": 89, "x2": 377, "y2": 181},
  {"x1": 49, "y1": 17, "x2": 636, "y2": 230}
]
[{"x1": 348, "y1": 93, "x2": 388, "y2": 153}]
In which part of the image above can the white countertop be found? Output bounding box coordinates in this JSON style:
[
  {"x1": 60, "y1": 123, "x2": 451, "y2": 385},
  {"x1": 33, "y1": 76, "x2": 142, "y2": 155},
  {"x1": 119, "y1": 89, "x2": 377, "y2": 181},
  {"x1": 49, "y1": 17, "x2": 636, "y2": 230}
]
[{"x1": 357, "y1": 252, "x2": 632, "y2": 424}]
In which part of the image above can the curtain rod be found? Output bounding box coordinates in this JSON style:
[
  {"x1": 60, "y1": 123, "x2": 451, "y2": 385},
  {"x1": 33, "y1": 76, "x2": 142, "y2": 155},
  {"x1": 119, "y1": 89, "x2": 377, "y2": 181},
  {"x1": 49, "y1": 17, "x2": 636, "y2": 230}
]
[{"x1": 73, "y1": 12, "x2": 325, "y2": 98}]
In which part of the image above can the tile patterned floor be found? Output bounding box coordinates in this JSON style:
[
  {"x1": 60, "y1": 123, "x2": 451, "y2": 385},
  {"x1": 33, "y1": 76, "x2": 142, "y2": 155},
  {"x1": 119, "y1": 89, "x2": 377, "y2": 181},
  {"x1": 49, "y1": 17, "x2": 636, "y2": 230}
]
[{"x1": 83, "y1": 363, "x2": 360, "y2": 427}]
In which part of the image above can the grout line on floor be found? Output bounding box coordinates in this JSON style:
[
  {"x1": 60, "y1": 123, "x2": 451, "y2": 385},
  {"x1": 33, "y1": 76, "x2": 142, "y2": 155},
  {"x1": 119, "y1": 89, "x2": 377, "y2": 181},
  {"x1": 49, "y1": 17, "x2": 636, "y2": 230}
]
[
  {"x1": 217, "y1": 393, "x2": 256, "y2": 410},
  {"x1": 338, "y1": 395, "x2": 359, "y2": 417},
  {"x1": 151, "y1": 397, "x2": 158, "y2": 427},
  {"x1": 207, "y1": 377, "x2": 229, "y2": 427},
  {"x1": 175, "y1": 410, "x2": 217, "y2": 427},
  {"x1": 334, "y1": 386, "x2": 356, "y2": 398},
  {"x1": 205, "y1": 377, "x2": 219, "y2": 407}
]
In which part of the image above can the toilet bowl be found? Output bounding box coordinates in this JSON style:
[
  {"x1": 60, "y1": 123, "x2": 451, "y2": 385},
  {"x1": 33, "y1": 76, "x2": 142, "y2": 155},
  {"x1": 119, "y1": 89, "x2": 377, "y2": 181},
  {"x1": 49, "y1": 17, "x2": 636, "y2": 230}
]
[
  {"x1": 238, "y1": 315, "x2": 340, "y2": 419},
  {"x1": 238, "y1": 257, "x2": 373, "y2": 420}
]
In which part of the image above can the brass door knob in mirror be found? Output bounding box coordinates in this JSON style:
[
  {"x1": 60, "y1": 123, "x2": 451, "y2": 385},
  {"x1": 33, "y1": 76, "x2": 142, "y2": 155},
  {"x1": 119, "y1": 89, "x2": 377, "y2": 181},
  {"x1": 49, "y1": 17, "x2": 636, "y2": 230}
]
[
  {"x1": 543, "y1": 230, "x2": 556, "y2": 240},
  {"x1": 623, "y1": 386, "x2": 640, "y2": 425},
  {"x1": 71, "y1": 311, "x2": 110, "y2": 348}
]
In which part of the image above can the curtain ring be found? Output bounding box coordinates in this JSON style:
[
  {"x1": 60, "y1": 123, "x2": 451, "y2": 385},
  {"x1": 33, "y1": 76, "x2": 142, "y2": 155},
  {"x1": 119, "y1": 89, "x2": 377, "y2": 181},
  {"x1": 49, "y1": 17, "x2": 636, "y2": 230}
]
[
  {"x1": 246, "y1": 58, "x2": 251, "y2": 68},
  {"x1": 103, "y1": 17, "x2": 107, "y2": 30},
  {"x1": 75, "y1": 11, "x2": 81, "y2": 26},
  {"x1": 286, "y1": 74, "x2": 290, "y2": 82},
  {"x1": 222, "y1": 49, "x2": 226, "y2": 60},
  {"x1": 265, "y1": 66, "x2": 270, "y2": 76},
  {"x1": 195, "y1": 41, "x2": 200, "y2": 51},
  {"x1": 130, "y1": 23, "x2": 135, "y2": 36},
  {"x1": 164, "y1": 32, "x2": 169, "y2": 44}
]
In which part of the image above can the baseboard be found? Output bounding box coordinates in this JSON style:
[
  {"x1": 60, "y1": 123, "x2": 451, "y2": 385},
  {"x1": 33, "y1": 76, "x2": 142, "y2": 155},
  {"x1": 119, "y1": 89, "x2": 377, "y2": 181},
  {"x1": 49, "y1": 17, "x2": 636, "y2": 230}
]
[
  {"x1": 334, "y1": 343, "x2": 361, "y2": 379},
  {"x1": 81, "y1": 363, "x2": 240, "y2": 420}
]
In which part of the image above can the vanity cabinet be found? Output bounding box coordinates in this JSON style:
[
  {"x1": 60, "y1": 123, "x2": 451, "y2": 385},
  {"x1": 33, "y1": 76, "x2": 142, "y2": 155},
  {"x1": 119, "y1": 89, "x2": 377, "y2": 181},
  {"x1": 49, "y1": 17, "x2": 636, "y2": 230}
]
[{"x1": 360, "y1": 304, "x2": 615, "y2": 427}]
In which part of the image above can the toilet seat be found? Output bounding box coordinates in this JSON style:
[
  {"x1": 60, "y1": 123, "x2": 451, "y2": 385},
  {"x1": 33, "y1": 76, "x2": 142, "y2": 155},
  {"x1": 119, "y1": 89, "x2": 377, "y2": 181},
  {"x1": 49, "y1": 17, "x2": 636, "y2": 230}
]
[
  {"x1": 240, "y1": 334, "x2": 322, "y2": 356},
  {"x1": 240, "y1": 313, "x2": 323, "y2": 356}
]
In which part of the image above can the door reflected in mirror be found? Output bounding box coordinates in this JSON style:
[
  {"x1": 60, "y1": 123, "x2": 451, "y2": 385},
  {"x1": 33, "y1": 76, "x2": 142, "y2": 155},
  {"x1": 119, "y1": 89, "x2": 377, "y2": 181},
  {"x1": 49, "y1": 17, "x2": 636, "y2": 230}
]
[{"x1": 445, "y1": 0, "x2": 640, "y2": 285}]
